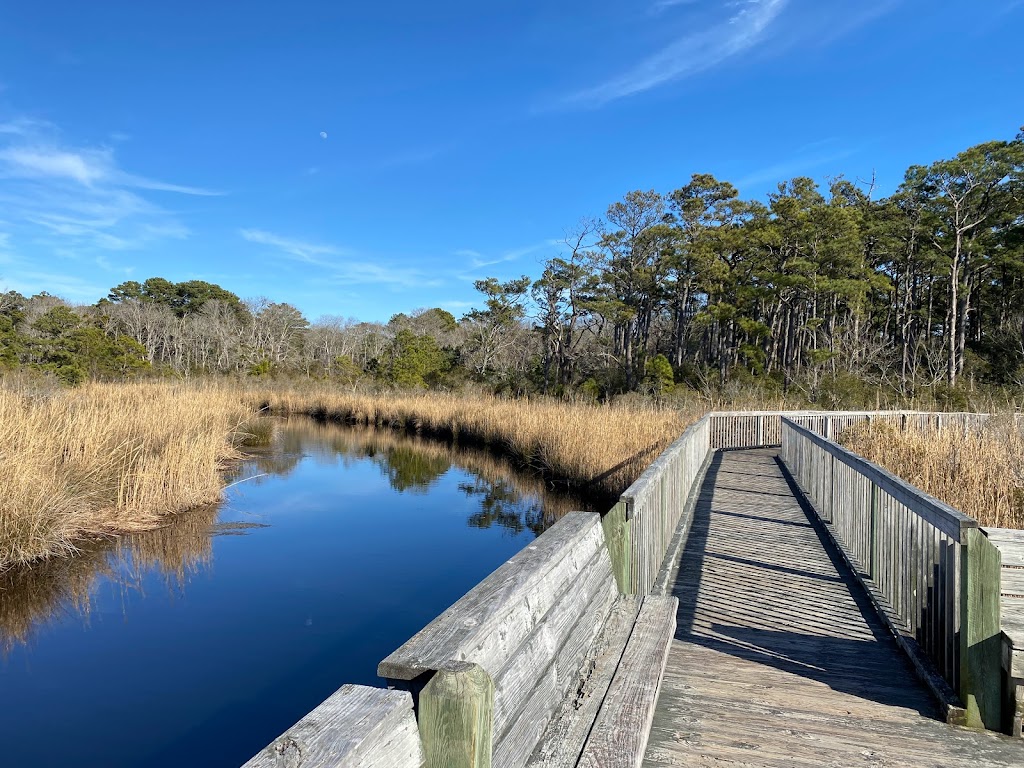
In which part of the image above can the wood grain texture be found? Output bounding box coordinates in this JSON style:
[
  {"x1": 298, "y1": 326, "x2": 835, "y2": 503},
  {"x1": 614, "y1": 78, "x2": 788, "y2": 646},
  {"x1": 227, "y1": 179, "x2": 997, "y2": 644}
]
[
  {"x1": 527, "y1": 596, "x2": 642, "y2": 768},
  {"x1": 1010, "y1": 676, "x2": 1024, "y2": 738},
  {"x1": 577, "y1": 595, "x2": 677, "y2": 768},
  {"x1": 492, "y1": 558, "x2": 616, "y2": 768},
  {"x1": 961, "y1": 528, "x2": 1004, "y2": 731},
  {"x1": 618, "y1": 417, "x2": 710, "y2": 596},
  {"x1": 780, "y1": 416, "x2": 972, "y2": 699},
  {"x1": 988, "y1": 528, "x2": 1024, "y2": 690},
  {"x1": 602, "y1": 502, "x2": 631, "y2": 596},
  {"x1": 379, "y1": 511, "x2": 605, "y2": 682},
  {"x1": 490, "y1": 550, "x2": 614, "y2": 738},
  {"x1": 242, "y1": 685, "x2": 423, "y2": 768},
  {"x1": 642, "y1": 449, "x2": 1024, "y2": 767},
  {"x1": 419, "y1": 662, "x2": 493, "y2": 768}
]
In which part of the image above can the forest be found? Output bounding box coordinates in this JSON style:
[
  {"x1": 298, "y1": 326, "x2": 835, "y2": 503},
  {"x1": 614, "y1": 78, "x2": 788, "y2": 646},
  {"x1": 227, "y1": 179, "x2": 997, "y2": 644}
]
[{"x1": 3, "y1": 129, "x2": 1022, "y2": 407}]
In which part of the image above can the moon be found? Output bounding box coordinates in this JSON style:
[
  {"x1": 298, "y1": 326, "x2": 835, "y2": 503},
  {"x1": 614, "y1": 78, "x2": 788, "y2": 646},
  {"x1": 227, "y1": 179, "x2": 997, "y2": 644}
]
[{"x1": 319, "y1": 131, "x2": 327, "y2": 139}]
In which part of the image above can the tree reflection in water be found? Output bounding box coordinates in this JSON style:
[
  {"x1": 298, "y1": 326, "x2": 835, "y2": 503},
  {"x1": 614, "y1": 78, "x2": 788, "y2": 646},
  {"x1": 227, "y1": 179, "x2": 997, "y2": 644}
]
[
  {"x1": 0, "y1": 503, "x2": 266, "y2": 653},
  {"x1": 0, "y1": 417, "x2": 598, "y2": 651}
]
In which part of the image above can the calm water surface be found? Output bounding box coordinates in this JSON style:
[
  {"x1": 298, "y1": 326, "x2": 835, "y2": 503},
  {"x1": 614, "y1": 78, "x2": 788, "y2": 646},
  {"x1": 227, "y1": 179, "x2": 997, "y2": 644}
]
[{"x1": 0, "y1": 419, "x2": 592, "y2": 768}]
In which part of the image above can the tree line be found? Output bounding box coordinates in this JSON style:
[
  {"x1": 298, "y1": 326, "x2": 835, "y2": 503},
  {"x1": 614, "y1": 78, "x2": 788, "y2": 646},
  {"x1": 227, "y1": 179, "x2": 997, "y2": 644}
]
[{"x1": 2, "y1": 129, "x2": 1022, "y2": 404}]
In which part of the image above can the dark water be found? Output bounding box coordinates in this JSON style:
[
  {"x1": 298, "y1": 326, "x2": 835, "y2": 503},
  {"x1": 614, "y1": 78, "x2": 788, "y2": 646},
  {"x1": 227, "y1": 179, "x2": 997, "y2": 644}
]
[{"x1": 0, "y1": 420, "x2": 591, "y2": 768}]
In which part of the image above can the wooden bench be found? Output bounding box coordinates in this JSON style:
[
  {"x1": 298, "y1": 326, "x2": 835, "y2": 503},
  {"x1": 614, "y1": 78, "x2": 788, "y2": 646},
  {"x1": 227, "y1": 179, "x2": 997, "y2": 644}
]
[
  {"x1": 242, "y1": 684, "x2": 424, "y2": 767},
  {"x1": 986, "y1": 529, "x2": 1024, "y2": 737},
  {"x1": 378, "y1": 510, "x2": 678, "y2": 768}
]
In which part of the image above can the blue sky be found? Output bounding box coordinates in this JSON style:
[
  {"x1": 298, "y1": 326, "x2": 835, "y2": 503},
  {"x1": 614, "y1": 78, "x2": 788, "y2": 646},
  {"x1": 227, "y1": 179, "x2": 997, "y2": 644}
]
[{"x1": 0, "y1": 0, "x2": 1021, "y2": 322}]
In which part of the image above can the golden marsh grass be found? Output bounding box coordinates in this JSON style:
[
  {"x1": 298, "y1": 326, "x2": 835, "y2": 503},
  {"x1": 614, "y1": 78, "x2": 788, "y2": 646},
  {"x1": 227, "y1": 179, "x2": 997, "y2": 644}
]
[
  {"x1": 251, "y1": 387, "x2": 702, "y2": 497},
  {"x1": 0, "y1": 381, "x2": 256, "y2": 569},
  {"x1": 841, "y1": 415, "x2": 1024, "y2": 529}
]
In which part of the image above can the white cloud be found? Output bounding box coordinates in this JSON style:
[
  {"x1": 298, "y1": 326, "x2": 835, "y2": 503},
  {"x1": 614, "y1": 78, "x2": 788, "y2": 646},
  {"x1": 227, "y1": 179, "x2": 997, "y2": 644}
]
[
  {"x1": 0, "y1": 144, "x2": 221, "y2": 195},
  {"x1": 0, "y1": 116, "x2": 220, "y2": 259},
  {"x1": 0, "y1": 117, "x2": 53, "y2": 136},
  {"x1": 0, "y1": 270, "x2": 107, "y2": 302},
  {"x1": 649, "y1": 0, "x2": 700, "y2": 15},
  {"x1": 457, "y1": 240, "x2": 556, "y2": 271},
  {"x1": 732, "y1": 145, "x2": 858, "y2": 189},
  {"x1": 240, "y1": 229, "x2": 344, "y2": 262},
  {"x1": 240, "y1": 228, "x2": 442, "y2": 290},
  {"x1": 0, "y1": 146, "x2": 110, "y2": 185},
  {"x1": 567, "y1": 0, "x2": 789, "y2": 107}
]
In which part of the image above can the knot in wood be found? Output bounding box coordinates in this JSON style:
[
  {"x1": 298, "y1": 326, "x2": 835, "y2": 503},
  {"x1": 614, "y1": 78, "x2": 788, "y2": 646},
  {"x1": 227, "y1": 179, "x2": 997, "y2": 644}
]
[{"x1": 270, "y1": 737, "x2": 304, "y2": 768}]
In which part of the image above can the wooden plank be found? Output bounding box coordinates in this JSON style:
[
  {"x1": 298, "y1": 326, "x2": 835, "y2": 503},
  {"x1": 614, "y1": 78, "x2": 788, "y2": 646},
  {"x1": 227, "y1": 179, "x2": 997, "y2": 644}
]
[
  {"x1": 1009, "y1": 675, "x2": 1024, "y2": 738},
  {"x1": 601, "y1": 502, "x2": 631, "y2": 595},
  {"x1": 491, "y1": 551, "x2": 615, "y2": 747},
  {"x1": 781, "y1": 417, "x2": 976, "y2": 540},
  {"x1": 1000, "y1": 569, "x2": 1024, "y2": 597},
  {"x1": 242, "y1": 685, "x2": 423, "y2": 768},
  {"x1": 644, "y1": 448, "x2": 1024, "y2": 767},
  {"x1": 578, "y1": 595, "x2": 677, "y2": 768},
  {"x1": 379, "y1": 512, "x2": 605, "y2": 682},
  {"x1": 620, "y1": 416, "x2": 709, "y2": 514},
  {"x1": 527, "y1": 597, "x2": 641, "y2": 768},
  {"x1": 419, "y1": 662, "x2": 493, "y2": 768},
  {"x1": 1003, "y1": 606, "x2": 1024, "y2": 650},
  {"x1": 961, "y1": 528, "x2": 1004, "y2": 731}
]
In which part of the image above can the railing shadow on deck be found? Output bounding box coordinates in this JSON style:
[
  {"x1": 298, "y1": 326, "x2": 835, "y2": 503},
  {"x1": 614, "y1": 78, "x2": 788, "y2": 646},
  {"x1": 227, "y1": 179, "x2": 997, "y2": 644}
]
[{"x1": 665, "y1": 449, "x2": 939, "y2": 717}]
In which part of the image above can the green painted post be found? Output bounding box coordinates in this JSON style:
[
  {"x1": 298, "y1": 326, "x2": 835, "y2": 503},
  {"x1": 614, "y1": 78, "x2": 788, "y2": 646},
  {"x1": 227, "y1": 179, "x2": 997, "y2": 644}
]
[
  {"x1": 602, "y1": 501, "x2": 632, "y2": 595},
  {"x1": 418, "y1": 662, "x2": 494, "y2": 768},
  {"x1": 959, "y1": 528, "x2": 1003, "y2": 731}
]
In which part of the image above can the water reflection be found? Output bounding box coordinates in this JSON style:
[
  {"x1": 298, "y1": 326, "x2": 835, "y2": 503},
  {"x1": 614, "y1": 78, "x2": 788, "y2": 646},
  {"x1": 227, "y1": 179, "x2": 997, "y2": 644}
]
[
  {"x1": 238, "y1": 419, "x2": 589, "y2": 528},
  {"x1": 0, "y1": 504, "x2": 269, "y2": 653},
  {"x1": 0, "y1": 418, "x2": 591, "y2": 652}
]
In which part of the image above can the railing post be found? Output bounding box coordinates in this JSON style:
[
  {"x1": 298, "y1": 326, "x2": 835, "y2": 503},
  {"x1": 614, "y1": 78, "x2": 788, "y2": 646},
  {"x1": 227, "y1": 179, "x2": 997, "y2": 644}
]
[
  {"x1": 959, "y1": 528, "x2": 1003, "y2": 731},
  {"x1": 419, "y1": 662, "x2": 494, "y2": 768},
  {"x1": 756, "y1": 415, "x2": 764, "y2": 447},
  {"x1": 869, "y1": 482, "x2": 879, "y2": 581},
  {"x1": 602, "y1": 501, "x2": 632, "y2": 596}
]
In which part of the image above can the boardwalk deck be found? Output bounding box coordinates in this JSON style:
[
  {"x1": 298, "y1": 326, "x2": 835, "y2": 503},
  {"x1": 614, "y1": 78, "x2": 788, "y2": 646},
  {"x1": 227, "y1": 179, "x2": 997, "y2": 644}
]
[{"x1": 643, "y1": 449, "x2": 1024, "y2": 767}]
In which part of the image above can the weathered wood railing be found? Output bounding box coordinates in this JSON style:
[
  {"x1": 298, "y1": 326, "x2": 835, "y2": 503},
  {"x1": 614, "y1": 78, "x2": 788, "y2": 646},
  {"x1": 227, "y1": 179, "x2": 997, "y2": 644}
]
[
  {"x1": 243, "y1": 685, "x2": 423, "y2": 767},
  {"x1": 243, "y1": 408, "x2": 1012, "y2": 766},
  {"x1": 607, "y1": 414, "x2": 712, "y2": 596},
  {"x1": 709, "y1": 409, "x2": 988, "y2": 450},
  {"x1": 780, "y1": 416, "x2": 1004, "y2": 731}
]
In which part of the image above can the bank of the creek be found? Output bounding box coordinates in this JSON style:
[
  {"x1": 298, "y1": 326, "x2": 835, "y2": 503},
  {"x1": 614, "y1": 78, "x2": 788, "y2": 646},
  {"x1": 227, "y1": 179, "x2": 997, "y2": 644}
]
[{"x1": 0, "y1": 418, "x2": 598, "y2": 768}]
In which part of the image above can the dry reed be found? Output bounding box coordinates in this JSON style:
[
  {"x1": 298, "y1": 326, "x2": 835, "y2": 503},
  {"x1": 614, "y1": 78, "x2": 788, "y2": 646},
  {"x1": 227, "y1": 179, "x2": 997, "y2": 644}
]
[
  {"x1": 0, "y1": 381, "x2": 258, "y2": 569},
  {"x1": 250, "y1": 388, "x2": 701, "y2": 497},
  {"x1": 840, "y1": 415, "x2": 1024, "y2": 529},
  {"x1": 280, "y1": 418, "x2": 591, "y2": 523}
]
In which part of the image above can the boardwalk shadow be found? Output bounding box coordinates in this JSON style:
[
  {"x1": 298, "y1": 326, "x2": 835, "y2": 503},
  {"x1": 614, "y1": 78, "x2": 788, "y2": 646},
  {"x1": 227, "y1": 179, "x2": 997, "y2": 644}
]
[{"x1": 668, "y1": 449, "x2": 939, "y2": 718}]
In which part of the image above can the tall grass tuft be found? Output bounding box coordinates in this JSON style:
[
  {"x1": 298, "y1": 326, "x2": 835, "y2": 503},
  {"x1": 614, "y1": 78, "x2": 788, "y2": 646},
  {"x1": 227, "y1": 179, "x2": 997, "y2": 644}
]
[
  {"x1": 841, "y1": 415, "x2": 1024, "y2": 529},
  {"x1": 0, "y1": 381, "x2": 257, "y2": 569},
  {"x1": 249, "y1": 387, "x2": 702, "y2": 496}
]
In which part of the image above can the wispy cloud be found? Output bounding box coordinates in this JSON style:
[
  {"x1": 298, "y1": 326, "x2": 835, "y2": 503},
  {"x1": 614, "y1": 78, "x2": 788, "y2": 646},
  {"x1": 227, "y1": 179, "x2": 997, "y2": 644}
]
[
  {"x1": 240, "y1": 228, "x2": 442, "y2": 290},
  {"x1": 240, "y1": 229, "x2": 346, "y2": 262},
  {"x1": 732, "y1": 142, "x2": 858, "y2": 189},
  {"x1": 0, "y1": 145, "x2": 221, "y2": 195},
  {"x1": 0, "y1": 117, "x2": 54, "y2": 136},
  {"x1": 0, "y1": 115, "x2": 220, "y2": 262},
  {"x1": 567, "y1": 0, "x2": 789, "y2": 107},
  {"x1": 649, "y1": 0, "x2": 699, "y2": 15},
  {"x1": 0, "y1": 269, "x2": 107, "y2": 303},
  {"x1": 456, "y1": 240, "x2": 557, "y2": 272}
]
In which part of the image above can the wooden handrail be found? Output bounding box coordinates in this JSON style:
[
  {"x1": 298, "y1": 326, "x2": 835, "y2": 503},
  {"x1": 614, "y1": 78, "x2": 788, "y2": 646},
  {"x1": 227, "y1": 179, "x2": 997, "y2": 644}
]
[
  {"x1": 781, "y1": 417, "x2": 977, "y2": 540},
  {"x1": 779, "y1": 415, "x2": 1003, "y2": 732}
]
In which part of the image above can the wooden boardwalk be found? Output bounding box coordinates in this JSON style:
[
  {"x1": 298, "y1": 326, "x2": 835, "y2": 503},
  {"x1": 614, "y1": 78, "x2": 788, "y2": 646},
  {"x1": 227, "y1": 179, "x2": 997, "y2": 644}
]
[{"x1": 643, "y1": 449, "x2": 1024, "y2": 767}]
